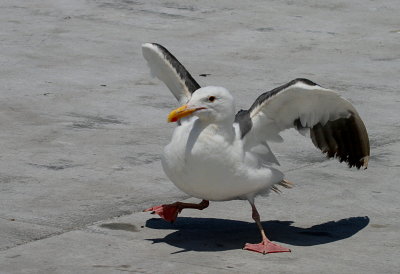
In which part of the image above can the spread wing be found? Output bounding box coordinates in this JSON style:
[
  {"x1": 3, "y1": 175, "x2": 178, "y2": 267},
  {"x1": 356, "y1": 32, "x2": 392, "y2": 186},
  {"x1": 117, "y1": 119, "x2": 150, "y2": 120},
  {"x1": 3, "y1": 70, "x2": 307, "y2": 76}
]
[
  {"x1": 235, "y1": 78, "x2": 370, "y2": 169},
  {"x1": 142, "y1": 43, "x2": 201, "y2": 104}
]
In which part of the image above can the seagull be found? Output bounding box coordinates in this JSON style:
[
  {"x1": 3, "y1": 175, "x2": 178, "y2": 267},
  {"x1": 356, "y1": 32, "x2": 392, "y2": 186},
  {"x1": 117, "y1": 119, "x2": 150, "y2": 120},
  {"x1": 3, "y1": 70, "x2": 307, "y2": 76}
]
[{"x1": 141, "y1": 43, "x2": 370, "y2": 254}]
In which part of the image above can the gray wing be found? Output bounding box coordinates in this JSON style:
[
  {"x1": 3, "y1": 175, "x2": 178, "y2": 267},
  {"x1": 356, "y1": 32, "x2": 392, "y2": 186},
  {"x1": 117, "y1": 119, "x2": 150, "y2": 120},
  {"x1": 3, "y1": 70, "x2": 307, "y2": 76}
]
[
  {"x1": 142, "y1": 43, "x2": 201, "y2": 104},
  {"x1": 235, "y1": 78, "x2": 370, "y2": 169}
]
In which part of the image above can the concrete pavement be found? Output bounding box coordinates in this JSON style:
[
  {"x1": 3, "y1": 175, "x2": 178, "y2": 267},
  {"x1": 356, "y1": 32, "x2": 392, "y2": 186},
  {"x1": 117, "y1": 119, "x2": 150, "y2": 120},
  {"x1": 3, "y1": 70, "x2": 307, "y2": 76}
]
[{"x1": 0, "y1": 0, "x2": 399, "y2": 273}]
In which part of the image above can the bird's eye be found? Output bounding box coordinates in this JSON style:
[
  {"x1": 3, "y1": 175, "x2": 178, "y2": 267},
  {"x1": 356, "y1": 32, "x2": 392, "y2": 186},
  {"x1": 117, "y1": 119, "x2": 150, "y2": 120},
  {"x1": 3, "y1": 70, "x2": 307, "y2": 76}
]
[{"x1": 208, "y1": 96, "x2": 216, "y2": 102}]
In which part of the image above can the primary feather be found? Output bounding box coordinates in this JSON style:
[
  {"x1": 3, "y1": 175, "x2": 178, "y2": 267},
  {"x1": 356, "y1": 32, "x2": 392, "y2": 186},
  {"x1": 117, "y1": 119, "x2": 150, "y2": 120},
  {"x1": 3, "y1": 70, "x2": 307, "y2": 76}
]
[{"x1": 142, "y1": 43, "x2": 200, "y2": 104}]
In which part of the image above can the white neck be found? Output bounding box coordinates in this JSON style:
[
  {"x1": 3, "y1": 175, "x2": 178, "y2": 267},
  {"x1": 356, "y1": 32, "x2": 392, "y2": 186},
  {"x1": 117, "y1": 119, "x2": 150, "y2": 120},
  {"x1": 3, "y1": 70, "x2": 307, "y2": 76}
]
[{"x1": 196, "y1": 118, "x2": 235, "y2": 143}]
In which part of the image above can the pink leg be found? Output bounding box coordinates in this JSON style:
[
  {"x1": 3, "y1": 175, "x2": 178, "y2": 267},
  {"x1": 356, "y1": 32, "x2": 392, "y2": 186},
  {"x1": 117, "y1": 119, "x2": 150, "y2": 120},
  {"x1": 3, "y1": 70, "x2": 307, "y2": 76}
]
[
  {"x1": 244, "y1": 202, "x2": 291, "y2": 254},
  {"x1": 144, "y1": 200, "x2": 209, "y2": 223}
]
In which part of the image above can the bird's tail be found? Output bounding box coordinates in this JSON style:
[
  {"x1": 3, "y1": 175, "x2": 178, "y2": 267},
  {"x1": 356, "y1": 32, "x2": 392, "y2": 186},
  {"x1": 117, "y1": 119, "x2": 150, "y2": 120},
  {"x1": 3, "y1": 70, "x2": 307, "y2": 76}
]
[{"x1": 271, "y1": 179, "x2": 294, "y2": 194}]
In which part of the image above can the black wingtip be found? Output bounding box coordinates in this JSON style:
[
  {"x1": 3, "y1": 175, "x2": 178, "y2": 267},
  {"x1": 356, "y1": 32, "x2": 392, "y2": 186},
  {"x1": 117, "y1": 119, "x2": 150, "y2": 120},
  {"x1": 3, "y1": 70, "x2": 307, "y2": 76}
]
[{"x1": 310, "y1": 114, "x2": 370, "y2": 170}]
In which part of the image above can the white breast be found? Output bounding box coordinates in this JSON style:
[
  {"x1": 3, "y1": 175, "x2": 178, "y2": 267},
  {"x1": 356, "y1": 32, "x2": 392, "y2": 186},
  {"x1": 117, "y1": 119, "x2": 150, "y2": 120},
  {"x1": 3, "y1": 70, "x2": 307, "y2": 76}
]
[{"x1": 161, "y1": 119, "x2": 283, "y2": 201}]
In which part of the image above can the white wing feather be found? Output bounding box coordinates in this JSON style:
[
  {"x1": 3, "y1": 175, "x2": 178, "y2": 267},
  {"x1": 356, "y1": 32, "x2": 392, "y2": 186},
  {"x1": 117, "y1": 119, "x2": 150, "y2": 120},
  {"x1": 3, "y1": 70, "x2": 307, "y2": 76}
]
[
  {"x1": 142, "y1": 43, "x2": 200, "y2": 104},
  {"x1": 242, "y1": 79, "x2": 369, "y2": 169},
  {"x1": 249, "y1": 82, "x2": 354, "y2": 142}
]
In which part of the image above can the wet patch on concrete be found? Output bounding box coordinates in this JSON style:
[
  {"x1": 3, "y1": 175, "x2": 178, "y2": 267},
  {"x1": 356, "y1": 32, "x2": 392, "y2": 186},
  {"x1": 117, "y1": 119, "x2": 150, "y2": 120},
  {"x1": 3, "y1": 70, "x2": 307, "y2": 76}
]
[
  {"x1": 0, "y1": 174, "x2": 40, "y2": 193},
  {"x1": 294, "y1": 45, "x2": 314, "y2": 52},
  {"x1": 369, "y1": 134, "x2": 400, "y2": 148},
  {"x1": 92, "y1": 264, "x2": 135, "y2": 272},
  {"x1": 163, "y1": 3, "x2": 198, "y2": 12},
  {"x1": 0, "y1": 174, "x2": 34, "y2": 184},
  {"x1": 99, "y1": 223, "x2": 139, "y2": 232},
  {"x1": 288, "y1": 152, "x2": 327, "y2": 165},
  {"x1": 93, "y1": 264, "x2": 131, "y2": 268},
  {"x1": 138, "y1": 9, "x2": 192, "y2": 19},
  {"x1": 134, "y1": 79, "x2": 158, "y2": 86},
  {"x1": 28, "y1": 159, "x2": 80, "y2": 171},
  {"x1": 98, "y1": 0, "x2": 142, "y2": 11},
  {"x1": 370, "y1": 224, "x2": 388, "y2": 228},
  {"x1": 305, "y1": 29, "x2": 337, "y2": 35},
  {"x1": 124, "y1": 153, "x2": 160, "y2": 166},
  {"x1": 5, "y1": 254, "x2": 21, "y2": 259},
  {"x1": 255, "y1": 27, "x2": 275, "y2": 32},
  {"x1": 67, "y1": 113, "x2": 126, "y2": 129},
  {"x1": 137, "y1": 95, "x2": 174, "y2": 109},
  {"x1": 369, "y1": 151, "x2": 392, "y2": 163},
  {"x1": 371, "y1": 57, "x2": 400, "y2": 62},
  {"x1": 98, "y1": 0, "x2": 195, "y2": 19},
  {"x1": 308, "y1": 2, "x2": 347, "y2": 10}
]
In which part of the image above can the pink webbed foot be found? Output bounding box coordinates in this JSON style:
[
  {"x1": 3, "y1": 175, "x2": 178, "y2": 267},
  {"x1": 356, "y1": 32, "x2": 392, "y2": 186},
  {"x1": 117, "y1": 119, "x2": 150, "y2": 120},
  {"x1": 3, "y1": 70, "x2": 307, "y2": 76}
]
[
  {"x1": 143, "y1": 204, "x2": 181, "y2": 223},
  {"x1": 244, "y1": 240, "x2": 291, "y2": 254}
]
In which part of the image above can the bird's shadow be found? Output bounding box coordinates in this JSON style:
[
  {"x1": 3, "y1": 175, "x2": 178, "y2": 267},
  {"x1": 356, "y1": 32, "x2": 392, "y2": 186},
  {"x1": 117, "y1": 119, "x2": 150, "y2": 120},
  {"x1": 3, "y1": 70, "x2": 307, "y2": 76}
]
[{"x1": 145, "y1": 216, "x2": 369, "y2": 253}]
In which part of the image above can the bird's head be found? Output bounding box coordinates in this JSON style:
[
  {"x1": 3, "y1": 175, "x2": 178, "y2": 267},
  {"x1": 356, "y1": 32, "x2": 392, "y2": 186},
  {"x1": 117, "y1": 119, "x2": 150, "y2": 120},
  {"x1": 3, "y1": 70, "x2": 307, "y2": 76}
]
[{"x1": 168, "y1": 86, "x2": 236, "y2": 124}]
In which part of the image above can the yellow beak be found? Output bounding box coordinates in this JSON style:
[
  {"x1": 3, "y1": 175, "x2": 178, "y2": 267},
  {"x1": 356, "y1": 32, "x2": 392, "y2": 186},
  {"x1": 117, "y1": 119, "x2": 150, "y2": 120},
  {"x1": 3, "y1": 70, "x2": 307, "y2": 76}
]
[{"x1": 167, "y1": 105, "x2": 206, "y2": 123}]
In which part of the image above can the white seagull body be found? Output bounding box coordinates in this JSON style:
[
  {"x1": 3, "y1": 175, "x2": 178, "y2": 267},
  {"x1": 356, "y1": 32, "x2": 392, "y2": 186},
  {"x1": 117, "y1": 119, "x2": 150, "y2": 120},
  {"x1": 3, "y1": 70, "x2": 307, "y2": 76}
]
[
  {"x1": 162, "y1": 87, "x2": 284, "y2": 202},
  {"x1": 142, "y1": 43, "x2": 370, "y2": 254}
]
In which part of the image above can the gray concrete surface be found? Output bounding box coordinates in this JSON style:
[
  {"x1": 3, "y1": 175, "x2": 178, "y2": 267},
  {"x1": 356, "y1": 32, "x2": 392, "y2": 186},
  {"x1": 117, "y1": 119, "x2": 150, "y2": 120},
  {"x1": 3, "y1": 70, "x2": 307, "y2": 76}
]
[{"x1": 0, "y1": 0, "x2": 399, "y2": 273}]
